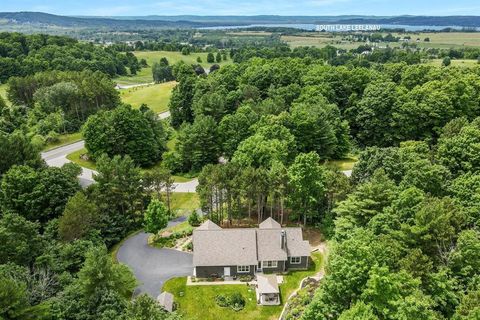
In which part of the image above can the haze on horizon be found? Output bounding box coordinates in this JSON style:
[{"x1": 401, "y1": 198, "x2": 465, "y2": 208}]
[{"x1": 3, "y1": 0, "x2": 480, "y2": 17}]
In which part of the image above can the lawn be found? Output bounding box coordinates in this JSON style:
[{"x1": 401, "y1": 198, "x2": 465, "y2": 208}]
[
  {"x1": 66, "y1": 147, "x2": 97, "y2": 170},
  {"x1": 120, "y1": 82, "x2": 176, "y2": 113},
  {"x1": 115, "y1": 51, "x2": 232, "y2": 85},
  {"x1": 169, "y1": 193, "x2": 200, "y2": 216},
  {"x1": 42, "y1": 132, "x2": 82, "y2": 151},
  {"x1": 163, "y1": 252, "x2": 323, "y2": 320}
]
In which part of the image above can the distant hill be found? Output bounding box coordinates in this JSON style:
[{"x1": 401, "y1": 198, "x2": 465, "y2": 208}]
[
  {"x1": 95, "y1": 15, "x2": 480, "y2": 27},
  {"x1": 0, "y1": 12, "x2": 236, "y2": 29},
  {"x1": 1, "y1": 12, "x2": 480, "y2": 29}
]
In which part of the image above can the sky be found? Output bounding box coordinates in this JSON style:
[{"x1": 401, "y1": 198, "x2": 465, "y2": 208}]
[{"x1": 2, "y1": 0, "x2": 480, "y2": 16}]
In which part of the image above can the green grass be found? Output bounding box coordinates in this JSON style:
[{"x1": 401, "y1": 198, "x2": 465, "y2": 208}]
[
  {"x1": 115, "y1": 51, "x2": 232, "y2": 85},
  {"x1": 169, "y1": 193, "x2": 200, "y2": 216},
  {"x1": 66, "y1": 148, "x2": 97, "y2": 170},
  {"x1": 425, "y1": 58, "x2": 479, "y2": 67},
  {"x1": 324, "y1": 157, "x2": 358, "y2": 171},
  {"x1": 163, "y1": 252, "x2": 322, "y2": 320},
  {"x1": 120, "y1": 82, "x2": 176, "y2": 113},
  {"x1": 42, "y1": 132, "x2": 82, "y2": 151}
]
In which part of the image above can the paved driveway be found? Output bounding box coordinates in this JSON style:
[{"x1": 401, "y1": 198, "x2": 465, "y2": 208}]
[{"x1": 117, "y1": 217, "x2": 193, "y2": 297}]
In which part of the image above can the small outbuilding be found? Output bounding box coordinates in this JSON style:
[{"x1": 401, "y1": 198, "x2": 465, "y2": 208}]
[
  {"x1": 157, "y1": 291, "x2": 175, "y2": 312},
  {"x1": 256, "y1": 274, "x2": 280, "y2": 305}
]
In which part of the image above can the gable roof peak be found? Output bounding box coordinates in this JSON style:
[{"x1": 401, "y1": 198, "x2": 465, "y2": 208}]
[
  {"x1": 259, "y1": 217, "x2": 281, "y2": 229},
  {"x1": 196, "y1": 219, "x2": 222, "y2": 231}
]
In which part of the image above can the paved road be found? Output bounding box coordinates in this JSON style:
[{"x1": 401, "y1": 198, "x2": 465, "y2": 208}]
[
  {"x1": 41, "y1": 111, "x2": 198, "y2": 191},
  {"x1": 41, "y1": 141, "x2": 96, "y2": 188},
  {"x1": 117, "y1": 216, "x2": 193, "y2": 297},
  {"x1": 116, "y1": 82, "x2": 154, "y2": 90}
]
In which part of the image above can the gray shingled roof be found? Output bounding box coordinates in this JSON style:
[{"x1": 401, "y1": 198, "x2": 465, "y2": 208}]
[
  {"x1": 193, "y1": 228, "x2": 258, "y2": 266},
  {"x1": 259, "y1": 217, "x2": 281, "y2": 229},
  {"x1": 196, "y1": 220, "x2": 222, "y2": 230},
  {"x1": 257, "y1": 229, "x2": 288, "y2": 261},
  {"x1": 193, "y1": 218, "x2": 310, "y2": 267},
  {"x1": 157, "y1": 292, "x2": 174, "y2": 312},
  {"x1": 285, "y1": 228, "x2": 311, "y2": 257},
  {"x1": 257, "y1": 274, "x2": 279, "y2": 294}
]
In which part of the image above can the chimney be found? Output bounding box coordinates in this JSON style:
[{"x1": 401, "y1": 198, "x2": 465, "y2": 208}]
[{"x1": 281, "y1": 230, "x2": 286, "y2": 250}]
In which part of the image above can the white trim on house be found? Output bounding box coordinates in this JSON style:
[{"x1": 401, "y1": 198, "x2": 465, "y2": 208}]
[
  {"x1": 290, "y1": 256, "x2": 301, "y2": 264},
  {"x1": 237, "y1": 265, "x2": 250, "y2": 273},
  {"x1": 262, "y1": 260, "x2": 278, "y2": 268}
]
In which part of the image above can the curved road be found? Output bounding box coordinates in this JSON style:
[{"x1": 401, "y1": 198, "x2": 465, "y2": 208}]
[
  {"x1": 117, "y1": 217, "x2": 193, "y2": 297},
  {"x1": 41, "y1": 111, "x2": 199, "y2": 191}
]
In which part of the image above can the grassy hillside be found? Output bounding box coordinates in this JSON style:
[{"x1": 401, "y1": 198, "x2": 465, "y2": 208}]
[
  {"x1": 115, "y1": 50, "x2": 232, "y2": 85},
  {"x1": 120, "y1": 82, "x2": 176, "y2": 113}
]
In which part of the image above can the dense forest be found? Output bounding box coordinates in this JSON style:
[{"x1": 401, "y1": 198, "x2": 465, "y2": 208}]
[
  {"x1": 0, "y1": 33, "x2": 141, "y2": 82},
  {"x1": 164, "y1": 56, "x2": 480, "y2": 319}
]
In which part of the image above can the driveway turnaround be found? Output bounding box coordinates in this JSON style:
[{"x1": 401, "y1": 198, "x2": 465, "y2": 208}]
[{"x1": 117, "y1": 217, "x2": 193, "y2": 297}]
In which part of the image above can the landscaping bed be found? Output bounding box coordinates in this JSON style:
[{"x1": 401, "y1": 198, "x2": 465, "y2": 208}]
[{"x1": 148, "y1": 221, "x2": 193, "y2": 252}]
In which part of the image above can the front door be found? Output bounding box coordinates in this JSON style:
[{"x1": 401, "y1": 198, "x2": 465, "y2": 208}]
[{"x1": 224, "y1": 267, "x2": 231, "y2": 277}]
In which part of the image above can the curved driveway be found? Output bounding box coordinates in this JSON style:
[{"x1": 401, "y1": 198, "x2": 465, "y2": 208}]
[{"x1": 117, "y1": 217, "x2": 193, "y2": 297}]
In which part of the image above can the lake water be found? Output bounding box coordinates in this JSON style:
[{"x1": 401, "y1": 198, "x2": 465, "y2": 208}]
[{"x1": 199, "y1": 23, "x2": 480, "y2": 32}]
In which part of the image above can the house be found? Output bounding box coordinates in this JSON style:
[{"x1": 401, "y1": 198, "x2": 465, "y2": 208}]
[
  {"x1": 192, "y1": 217, "x2": 310, "y2": 278},
  {"x1": 256, "y1": 274, "x2": 280, "y2": 305},
  {"x1": 157, "y1": 291, "x2": 175, "y2": 312}
]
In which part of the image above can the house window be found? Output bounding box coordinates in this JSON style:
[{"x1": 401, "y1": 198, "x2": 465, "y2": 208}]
[
  {"x1": 290, "y1": 256, "x2": 301, "y2": 264},
  {"x1": 262, "y1": 261, "x2": 278, "y2": 268},
  {"x1": 237, "y1": 265, "x2": 250, "y2": 273}
]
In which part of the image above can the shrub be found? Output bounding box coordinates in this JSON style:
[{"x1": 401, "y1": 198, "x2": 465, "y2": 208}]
[
  {"x1": 442, "y1": 56, "x2": 451, "y2": 67},
  {"x1": 239, "y1": 275, "x2": 253, "y2": 282},
  {"x1": 229, "y1": 292, "x2": 246, "y2": 311},
  {"x1": 215, "y1": 294, "x2": 229, "y2": 307},
  {"x1": 45, "y1": 131, "x2": 59, "y2": 144},
  {"x1": 214, "y1": 292, "x2": 246, "y2": 311},
  {"x1": 188, "y1": 211, "x2": 201, "y2": 226},
  {"x1": 183, "y1": 241, "x2": 193, "y2": 251}
]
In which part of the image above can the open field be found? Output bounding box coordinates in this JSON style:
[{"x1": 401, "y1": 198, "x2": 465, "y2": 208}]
[
  {"x1": 115, "y1": 51, "x2": 232, "y2": 85},
  {"x1": 120, "y1": 82, "x2": 176, "y2": 113},
  {"x1": 282, "y1": 34, "x2": 359, "y2": 49},
  {"x1": 163, "y1": 252, "x2": 322, "y2": 320},
  {"x1": 282, "y1": 32, "x2": 480, "y2": 50},
  {"x1": 426, "y1": 58, "x2": 479, "y2": 67}
]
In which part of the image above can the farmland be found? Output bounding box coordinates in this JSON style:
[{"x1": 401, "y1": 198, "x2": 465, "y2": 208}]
[
  {"x1": 115, "y1": 50, "x2": 232, "y2": 85},
  {"x1": 281, "y1": 31, "x2": 480, "y2": 50}
]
